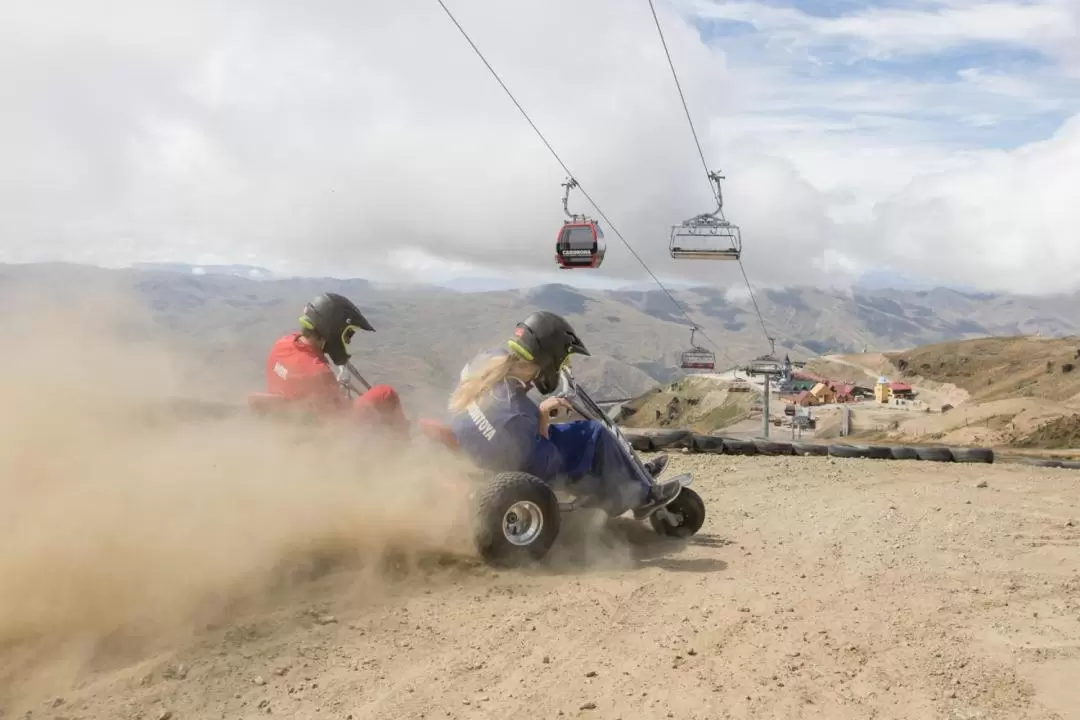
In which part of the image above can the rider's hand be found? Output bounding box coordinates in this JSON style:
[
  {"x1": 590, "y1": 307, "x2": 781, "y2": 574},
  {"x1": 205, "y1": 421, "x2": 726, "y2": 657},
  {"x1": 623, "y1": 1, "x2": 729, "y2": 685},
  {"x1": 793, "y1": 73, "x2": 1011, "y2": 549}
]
[
  {"x1": 539, "y1": 397, "x2": 571, "y2": 417},
  {"x1": 537, "y1": 398, "x2": 570, "y2": 438}
]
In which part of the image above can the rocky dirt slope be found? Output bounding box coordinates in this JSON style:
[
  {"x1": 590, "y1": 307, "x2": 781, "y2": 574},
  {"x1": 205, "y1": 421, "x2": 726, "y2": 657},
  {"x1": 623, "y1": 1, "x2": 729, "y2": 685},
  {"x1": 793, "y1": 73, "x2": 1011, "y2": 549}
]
[
  {"x1": 3, "y1": 454, "x2": 1079, "y2": 720},
  {"x1": 619, "y1": 376, "x2": 760, "y2": 433},
  {"x1": 805, "y1": 338, "x2": 1080, "y2": 450},
  {"x1": 887, "y1": 336, "x2": 1080, "y2": 404}
]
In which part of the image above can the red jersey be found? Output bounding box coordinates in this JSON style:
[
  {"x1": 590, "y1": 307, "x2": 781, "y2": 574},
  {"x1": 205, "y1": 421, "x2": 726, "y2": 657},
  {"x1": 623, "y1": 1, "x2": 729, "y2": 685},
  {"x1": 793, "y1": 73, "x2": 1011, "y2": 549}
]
[
  {"x1": 262, "y1": 332, "x2": 408, "y2": 433},
  {"x1": 265, "y1": 332, "x2": 347, "y2": 412}
]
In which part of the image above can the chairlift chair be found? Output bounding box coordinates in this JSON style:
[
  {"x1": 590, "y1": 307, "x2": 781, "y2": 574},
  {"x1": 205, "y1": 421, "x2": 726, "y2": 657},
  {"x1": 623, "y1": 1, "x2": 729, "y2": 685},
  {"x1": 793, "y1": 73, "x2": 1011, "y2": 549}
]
[
  {"x1": 669, "y1": 170, "x2": 742, "y2": 261},
  {"x1": 679, "y1": 327, "x2": 715, "y2": 370},
  {"x1": 554, "y1": 178, "x2": 606, "y2": 269},
  {"x1": 748, "y1": 353, "x2": 782, "y2": 376}
]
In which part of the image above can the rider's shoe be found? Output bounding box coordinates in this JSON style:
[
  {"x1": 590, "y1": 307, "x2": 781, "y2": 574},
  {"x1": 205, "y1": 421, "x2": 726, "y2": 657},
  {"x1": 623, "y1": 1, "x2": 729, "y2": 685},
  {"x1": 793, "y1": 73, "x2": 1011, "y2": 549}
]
[
  {"x1": 643, "y1": 454, "x2": 669, "y2": 478},
  {"x1": 632, "y1": 479, "x2": 682, "y2": 519}
]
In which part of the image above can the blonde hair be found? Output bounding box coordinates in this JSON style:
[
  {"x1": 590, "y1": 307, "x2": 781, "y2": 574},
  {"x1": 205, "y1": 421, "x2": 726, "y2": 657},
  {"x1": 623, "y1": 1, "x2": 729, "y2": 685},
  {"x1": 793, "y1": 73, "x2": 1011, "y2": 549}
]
[{"x1": 449, "y1": 352, "x2": 537, "y2": 413}]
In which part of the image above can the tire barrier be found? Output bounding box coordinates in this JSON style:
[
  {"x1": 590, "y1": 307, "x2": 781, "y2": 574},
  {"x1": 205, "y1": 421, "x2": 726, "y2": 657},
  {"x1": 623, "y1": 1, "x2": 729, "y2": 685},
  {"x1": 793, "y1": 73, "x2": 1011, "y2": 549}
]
[
  {"x1": 720, "y1": 438, "x2": 758, "y2": 456},
  {"x1": 619, "y1": 428, "x2": 1078, "y2": 470},
  {"x1": 914, "y1": 445, "x2": 955, "y2": 463},
  {"x1": 866, "y1": 445, "x2": 894, "y2": 460},
  {"x1": 1009, "y1": 456, "x2": 1063, "y2": 469},
  {"x1": 691, "y1": 434, "x2": 725, "y2": 454},
  {"x1": 889, "y1": 446, "x2": 919, "y2": 461},
  {"x1": 791, "y1": 441, "x2": 829, "y2": 457},
  {"x1": 625, "y1": 428, "x2": 690, "y2": 453},
  {"x1": 951, "y1": 447, "x2": 994, "y2": 464},
  {"x1": 827, "y1": 443, "x2": 869, "y2": 459},
  {"x1": 754, "y1": 439, "x2": 793, "y2": 456}
]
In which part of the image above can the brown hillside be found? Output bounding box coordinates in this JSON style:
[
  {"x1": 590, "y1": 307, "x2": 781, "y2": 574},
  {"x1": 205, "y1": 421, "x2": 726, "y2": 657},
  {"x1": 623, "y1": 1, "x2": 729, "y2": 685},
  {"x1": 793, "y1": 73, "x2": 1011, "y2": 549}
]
[
  {"x1": 885, "y1": 336, "x2": 1080, "y2": 403},
  {"x1": 1011, "y1": 413, "x2": 1080, "y2": 449},
  {"x1": 619, "y1": 376, "x2": 759, "y2": 433}
]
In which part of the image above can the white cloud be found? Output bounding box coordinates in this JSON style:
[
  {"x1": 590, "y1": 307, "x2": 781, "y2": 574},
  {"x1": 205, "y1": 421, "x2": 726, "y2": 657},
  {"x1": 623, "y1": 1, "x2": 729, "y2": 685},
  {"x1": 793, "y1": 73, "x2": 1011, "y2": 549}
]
[
  {"x1": 0, "y1": 0, "x2": 1078, "y2": 295},
  {"x1": 693, "y1": 0, "x2": 1077, "y2": 60}
]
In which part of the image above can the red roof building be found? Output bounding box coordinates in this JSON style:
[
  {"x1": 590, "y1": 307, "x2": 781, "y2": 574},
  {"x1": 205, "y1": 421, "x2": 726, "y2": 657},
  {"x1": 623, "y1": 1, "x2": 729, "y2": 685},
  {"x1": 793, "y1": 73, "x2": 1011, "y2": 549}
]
[{"x1": 833, "y1": 383, "x2": 855, "y2": 402}]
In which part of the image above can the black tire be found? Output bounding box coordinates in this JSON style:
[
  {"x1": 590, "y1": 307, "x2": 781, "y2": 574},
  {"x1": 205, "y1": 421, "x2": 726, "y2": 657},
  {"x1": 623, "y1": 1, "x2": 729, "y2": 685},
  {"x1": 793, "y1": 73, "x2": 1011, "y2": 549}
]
[
  {"x1": 950, "y1": 447, "x2": 995, "y2": 464},
  {"x1": 754, "y1": 439, "x2": 793, "y2": 456},
  {"x1": 1010, "y1": 456, "x2": 1063, "y2": 469},
  {"x1": 673, "y1": 432, "x2": 698, "y2": 451},
  {"x1": 649, "y1": 487, "x2": 706, "y2": 539},
  {"x1": 828, "y1": 443, "x2": 870, "y2": 459},
  {"x1": 692, "y1": 434, "x2": 725, "y2": 454},
  {"x1": 473, "y1": 472, "x2": 561, "y2": 567},
  {"x1": 791, "y1": 441, "x2": 829, "y2": 456},
  {"x1": 623, "y1": 431, "x2": 654, "y2": 452},
  {"x1": 721, "y1": 438, "x2": 758, "y2": 456},
  {"x1": 866, "y1": 445, "x2": 893, "y2": 460},
  {"x1": 915, "y1": 445, "x2": 954, "y2": 462},
  {"x1": 890, "y1": 446, "x2": 920, "y2": 461},
  {"x1": 641, "y1": 429, "x2": 692, "y2": 450}
]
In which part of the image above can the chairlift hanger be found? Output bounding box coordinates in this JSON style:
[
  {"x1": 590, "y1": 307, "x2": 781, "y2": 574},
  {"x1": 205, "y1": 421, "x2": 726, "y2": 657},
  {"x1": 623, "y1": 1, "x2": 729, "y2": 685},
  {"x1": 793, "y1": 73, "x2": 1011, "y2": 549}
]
[
  {"x1": 680, "y1": 326, "x2": 715, "y2": 371},
  {"x1": 555, "y1": 177, "x2": 606, "y2": 270},
  {"x1": 669, "y1": 171, "x2": 742, "y2": 261}
]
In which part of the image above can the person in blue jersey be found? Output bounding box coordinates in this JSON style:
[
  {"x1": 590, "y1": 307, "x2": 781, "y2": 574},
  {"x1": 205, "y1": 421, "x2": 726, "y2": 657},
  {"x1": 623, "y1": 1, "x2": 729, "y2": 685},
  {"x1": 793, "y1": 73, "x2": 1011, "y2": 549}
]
[{"x1": 448, "y1": 310, "x2": 681, "y2": 519}]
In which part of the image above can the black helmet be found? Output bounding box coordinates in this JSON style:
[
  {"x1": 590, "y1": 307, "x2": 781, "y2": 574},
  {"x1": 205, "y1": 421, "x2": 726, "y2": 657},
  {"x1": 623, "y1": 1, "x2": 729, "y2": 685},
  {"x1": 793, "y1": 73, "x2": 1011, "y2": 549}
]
[
  {"x1": 507, "y1": 311, "x2": 590, "y2": 394},
  {"x1": 298, "y1": 292, "x2": 374, "y2": 365}
]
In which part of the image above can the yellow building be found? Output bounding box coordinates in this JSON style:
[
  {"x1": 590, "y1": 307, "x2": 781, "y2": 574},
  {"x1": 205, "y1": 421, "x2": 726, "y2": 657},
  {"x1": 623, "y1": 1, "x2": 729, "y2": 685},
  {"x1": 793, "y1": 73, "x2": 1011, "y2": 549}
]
[
  {"x1": 875, "y1": 377, "x2": 914, "y2": 403},
  {"x1": 874, "y1": 377, "x2": 891, "y2": 404}
]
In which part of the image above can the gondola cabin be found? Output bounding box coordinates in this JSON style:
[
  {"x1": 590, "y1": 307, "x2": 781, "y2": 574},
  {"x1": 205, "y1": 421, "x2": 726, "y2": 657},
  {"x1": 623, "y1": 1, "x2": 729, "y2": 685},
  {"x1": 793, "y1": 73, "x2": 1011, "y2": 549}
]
[
  {"x1": 556, "y1": 220, "x2": 606, "y2": 269},
  {"x1": 680, "y1": 348, "x2": 716, "y2": 370}
]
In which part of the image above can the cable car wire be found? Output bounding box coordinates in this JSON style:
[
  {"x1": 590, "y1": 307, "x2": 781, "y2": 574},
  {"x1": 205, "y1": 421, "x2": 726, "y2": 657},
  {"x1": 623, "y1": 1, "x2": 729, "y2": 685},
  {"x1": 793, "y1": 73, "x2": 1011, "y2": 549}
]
[
  {"x1": 433, "y1": 0, "x2": 726, "y2": 356},
  {"x1": 645, "y1": 0, "x2": 717, "y2": 208},
  {"x1": 646, "y1": 0, "x2": 777, "y2": 354},
  {"x1": 737, "y1": 256, "x2": 775, "y2": 352}
]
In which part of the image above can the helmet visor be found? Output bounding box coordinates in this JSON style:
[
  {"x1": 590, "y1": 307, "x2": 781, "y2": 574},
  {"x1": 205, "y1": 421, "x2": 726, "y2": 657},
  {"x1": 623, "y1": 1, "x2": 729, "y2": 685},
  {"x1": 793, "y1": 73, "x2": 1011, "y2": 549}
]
[{"x1": 341, "y1": 324, "x2": 361, "y2": 356}]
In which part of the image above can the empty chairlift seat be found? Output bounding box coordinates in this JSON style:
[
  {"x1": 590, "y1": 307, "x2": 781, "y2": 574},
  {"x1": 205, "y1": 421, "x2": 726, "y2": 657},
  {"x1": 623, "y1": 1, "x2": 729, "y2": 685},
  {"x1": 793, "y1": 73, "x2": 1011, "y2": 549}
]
[
  {"x1": 680, "y1": 347, "x2": 716, "y2": 370},
  {"x1": 669, "y1": 220, "x2": 741, "y2": 260},
  {"x1": 668, "y1": 170, "x2": 742, "y2": 261},
  {"x1": 680, "y1": 326, "x2": 715, "y2": 370}
]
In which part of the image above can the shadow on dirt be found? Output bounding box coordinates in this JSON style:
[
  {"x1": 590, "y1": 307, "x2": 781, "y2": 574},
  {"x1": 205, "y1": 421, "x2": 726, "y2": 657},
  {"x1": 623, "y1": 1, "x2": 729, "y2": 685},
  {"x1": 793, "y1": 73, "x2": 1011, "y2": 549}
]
[
  {"x1": 248, "y1": 510, "x2": 733, "y2": 588},
  {"x1": 538, "y1": 512, "x2": 731, "y2": 575},
  {"x1": 639, "y1": 556, "x2": 729, "y2": 573}
]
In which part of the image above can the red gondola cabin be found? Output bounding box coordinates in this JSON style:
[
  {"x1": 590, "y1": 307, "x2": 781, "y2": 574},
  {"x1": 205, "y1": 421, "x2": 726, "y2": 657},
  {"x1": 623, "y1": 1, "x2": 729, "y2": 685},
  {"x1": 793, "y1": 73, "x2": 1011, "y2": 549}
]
[{"x1": 555, "y1": 220, "x2": 606, "y2": 269}]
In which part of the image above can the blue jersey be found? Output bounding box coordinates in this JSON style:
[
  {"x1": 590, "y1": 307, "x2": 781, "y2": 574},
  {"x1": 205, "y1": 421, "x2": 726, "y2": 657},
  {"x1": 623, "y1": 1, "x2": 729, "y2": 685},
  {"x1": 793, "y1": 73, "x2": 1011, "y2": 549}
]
[{"x1": 450, "y1": 351, "x2": 563, "y2": 480}]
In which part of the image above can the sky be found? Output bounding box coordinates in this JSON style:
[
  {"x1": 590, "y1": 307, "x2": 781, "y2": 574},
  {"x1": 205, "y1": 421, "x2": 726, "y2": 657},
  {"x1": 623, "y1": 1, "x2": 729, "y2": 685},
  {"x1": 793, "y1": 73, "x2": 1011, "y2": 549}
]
[{"x1": 1, "y1": 0, "x2": 1078, "y2": 294}]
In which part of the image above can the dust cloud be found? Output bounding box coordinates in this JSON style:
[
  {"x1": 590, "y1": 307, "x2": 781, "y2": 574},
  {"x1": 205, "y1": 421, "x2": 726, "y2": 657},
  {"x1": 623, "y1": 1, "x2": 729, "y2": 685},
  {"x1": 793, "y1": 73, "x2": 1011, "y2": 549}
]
[
  {"x1": 0, "y1": 281, "x2": 661, "y2": 710},
  {"x1": 0, "y1": 283, "x2": 477, "y2": 696}
]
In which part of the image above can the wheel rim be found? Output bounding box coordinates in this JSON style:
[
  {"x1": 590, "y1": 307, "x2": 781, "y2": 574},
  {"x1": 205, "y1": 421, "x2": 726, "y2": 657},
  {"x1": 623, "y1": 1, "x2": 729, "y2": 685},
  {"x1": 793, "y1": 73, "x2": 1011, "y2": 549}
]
[
  {"x1": 502, "y1": 501, "x2": 544, "y2": 546},
  {"x1": 658, "y1": 505, "x2": 686, "y2": 528}
]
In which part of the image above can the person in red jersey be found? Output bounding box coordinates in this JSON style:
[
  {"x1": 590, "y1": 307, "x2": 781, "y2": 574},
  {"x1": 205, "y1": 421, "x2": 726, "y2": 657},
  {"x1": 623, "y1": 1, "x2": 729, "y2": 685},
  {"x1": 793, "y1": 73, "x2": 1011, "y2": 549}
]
[{"x1": 263, "y1": 292, "x2": 407, "y2": 433}]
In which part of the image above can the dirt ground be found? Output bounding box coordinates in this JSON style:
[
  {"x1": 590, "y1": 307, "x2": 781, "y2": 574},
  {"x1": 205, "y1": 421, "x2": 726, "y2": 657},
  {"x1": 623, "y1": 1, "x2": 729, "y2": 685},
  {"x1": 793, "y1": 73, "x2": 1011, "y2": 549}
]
[{"x1": 4, "y1": 454, "x2": 1079, "y2": 720}]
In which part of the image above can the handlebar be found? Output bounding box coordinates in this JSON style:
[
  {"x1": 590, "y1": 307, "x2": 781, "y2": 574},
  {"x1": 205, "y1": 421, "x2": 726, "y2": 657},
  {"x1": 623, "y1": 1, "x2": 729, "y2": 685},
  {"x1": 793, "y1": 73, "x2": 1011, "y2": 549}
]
[{"x1": 336, "y1": 362, "x2": 373, "y2": 399}]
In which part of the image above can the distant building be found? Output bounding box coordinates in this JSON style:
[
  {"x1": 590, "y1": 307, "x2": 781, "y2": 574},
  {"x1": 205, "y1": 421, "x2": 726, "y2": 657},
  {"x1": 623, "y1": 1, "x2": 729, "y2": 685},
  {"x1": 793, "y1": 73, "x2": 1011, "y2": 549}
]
[
  {"x1": 833, "y1": 383, "x2": 855, "y2": 403},
  {"x1": 874, "y1": 377, "x2": 916, "y2": 403},
  {"x1": 791, "y1": 390, "x2": 817, "y2": 407},
  {"x1": 809, "y1": 382, "x2": 837, "y2": 404},
  {"x1": 851, "y1": 385, "x2": 874, "y2": 400},
  {"x1": 780, "y1": 378, "x2": 817, "y2": 394},
  {"x1": 888, "y1": 382, "x2": 915, "y2": 399}
]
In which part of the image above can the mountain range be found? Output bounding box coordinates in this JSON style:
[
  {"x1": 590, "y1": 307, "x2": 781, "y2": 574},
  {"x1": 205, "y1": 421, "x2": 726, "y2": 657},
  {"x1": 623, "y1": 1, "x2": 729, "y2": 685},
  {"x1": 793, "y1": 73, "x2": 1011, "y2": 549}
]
[{"x1": 6, "y1": 261, "x2": 1080, "y2": 416}]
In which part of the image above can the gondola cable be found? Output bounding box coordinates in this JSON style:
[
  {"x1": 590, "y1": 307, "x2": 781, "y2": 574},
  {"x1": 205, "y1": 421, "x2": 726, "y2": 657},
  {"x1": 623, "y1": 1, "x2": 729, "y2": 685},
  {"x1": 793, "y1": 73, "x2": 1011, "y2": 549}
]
[
  {"x1": 433, "y1": 0, "x2": 727, "y2": 358},
  {"x1": 646, "y1": 0, "x2": 776, "y2": 354}
]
